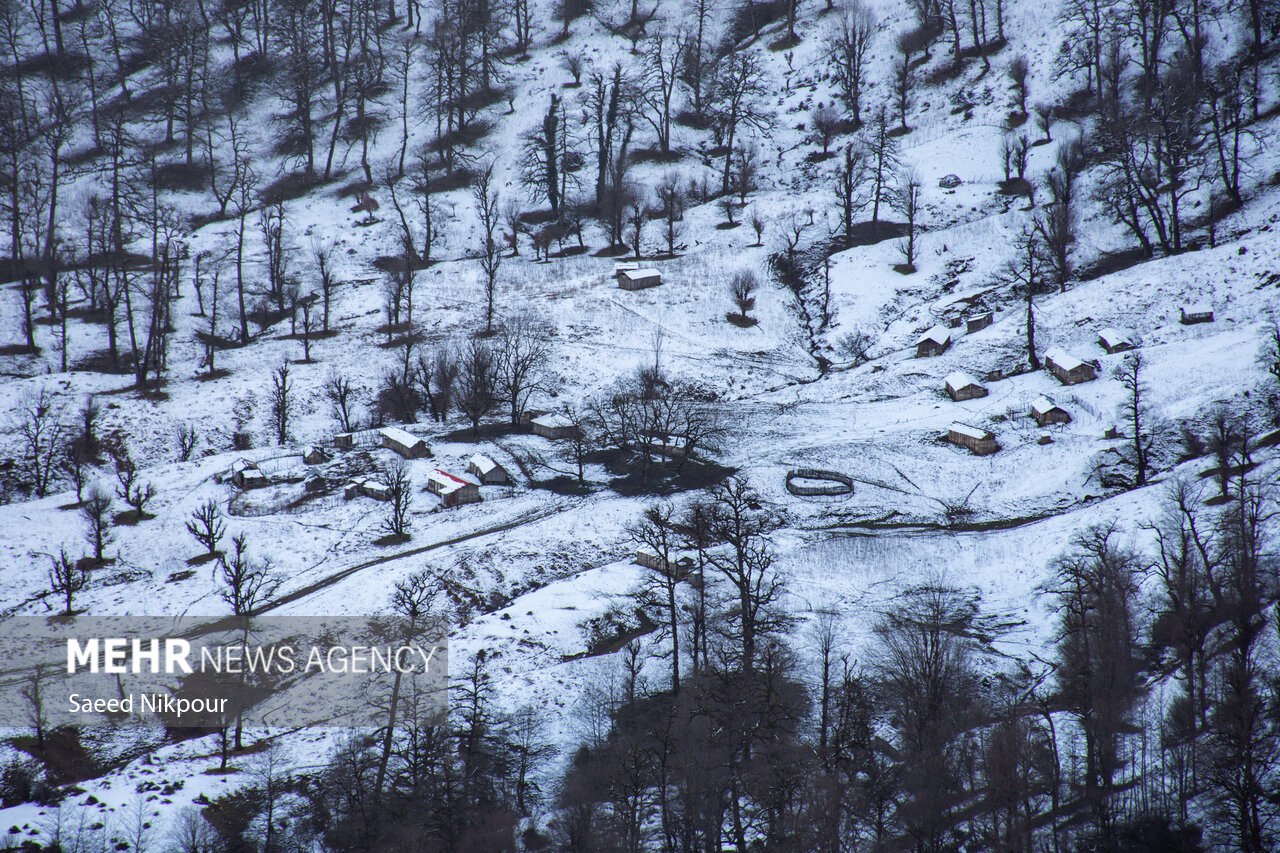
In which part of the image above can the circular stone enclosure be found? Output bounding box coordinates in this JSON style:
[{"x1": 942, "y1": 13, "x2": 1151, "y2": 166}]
[{"x1": 785, "y1": 468, "x2": 855, "y2": 497}]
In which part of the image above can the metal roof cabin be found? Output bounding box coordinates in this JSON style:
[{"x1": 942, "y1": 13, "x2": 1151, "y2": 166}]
[
  {"x1": 468, "y1": 453, "x2": 511, "y2": 485},
  {"x1": 379, "y1": 427, "x2": 431, "y2": 459},
  {"x1": 426, "y1": 469, "x2": 482, "y2": 507},
  {"x1": 618, "y1": 268, "x2": 662, "y2": 291},
  {"x1": 1044, "y1": 347, "x2": 1097, "y2": 385},
  {"x1": 1097, "y1": 328, "x2": 1135, "y2": 354},
  {"x1": 946, "y1": 422, "x2": 1000, "y2": 455},
  {"x1": 1181, "y1": 304, "x2": 1215, "y2": 325},
  {"x1": 945, "y1": 371, "x2": 988, "y2": 401},
  {"x1": 531, "y1": 413, "x2": 578, "y2": 439},
  {"x1": 915, "y1": 325, "x2": 952, "y2": 358},
  {"x1": 1031, "y1": 396, "x2": 1071, "y2": 427},
  {"x1": 965, "y1": 311, "x2": 994, "y2": 334}
]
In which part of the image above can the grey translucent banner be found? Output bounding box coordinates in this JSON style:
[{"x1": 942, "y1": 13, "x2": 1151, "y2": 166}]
[{"x1": 0, "y1": 615, "x2": 448, "y2": 728}]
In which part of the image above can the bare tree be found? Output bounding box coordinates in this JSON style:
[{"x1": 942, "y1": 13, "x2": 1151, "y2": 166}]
[
  {"x1": 474, "y1": 164, "x2": 502, "y2": 334},
  {"x1": 1114, "y1": 352, "x2": 1155, "y2": 488},
  {"x1": 630, "y1": 502, "x2": 684, "y2": 691},
  {"x1": 186, "y1": 499, "x2": 226, "y2": 558},
  {"x1": 270, "y1": 362, "x2": 292, "y2": 445},
  {"x1": 80, "y1": 484, "x2": 112, "y2": 563},
  {"x1": 383, "y1": 462, "x2": 413, "y2": 541},
  {"x1": 710, "y1": 53, "x2": 771, "y2": 196},
  {"x1": 325, "y1": 372, "x2": 360, "y2": 432},
  {"x1": 49, "y1": 547, "x2": 87, "y2": 616},
  {"x1": 893, "y1": 170, "x2": 923, "y2": 272},
  {"x1": 13, "y1": 386, "x2": 66, "y2": 497},
  {"x1": 999, "y1": 225, "x2": 1047, "y2": 370},
  {"x1": 112, "y1": 445, "x2": 156, "y2": 518},
  {"x1": 1007, "y1": 54, "x2": 1030, "y2": 116},
  {"x1": 866, "y1": 106, "x2": 900, "y2": 235},
  {"x1": 217, "y1": 532, "x2": 280, "y2": 749},
  {"x1": 496, "y1": 317, "x2": 554, "y2": 426},
  {"x1": 729, "y1": 270, "x2": 759, "y2": 322},
  {"x1": 457, "y1": 339, "x2": 498, "y2": 436},
  {"x1": 828, "y1": 1, "x2": 876, "y2": 126}
]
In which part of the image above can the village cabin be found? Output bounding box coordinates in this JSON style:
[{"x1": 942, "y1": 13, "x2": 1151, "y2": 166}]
[
  {"x1": 946, "y1": 422, "x2": 1000, "y2": 455},
  {"x1": 239, "y1": 469, "x2": 270, "y2": 490},
  {"x1": 1044, "y1": 347, "x2": 1097, "y2": 385},
  {"x1": 614, "y1": 262, "x2": 638, "y2": 282},
  {"x1": 1181, "y1": 304, "x2": 1215, "y2": 325},
  {"x1": 945, "y1": 371, "x2": 988, "y2": 401},
  {"x1": 468, "y1": 453, "x2": 511, "y2": 485},
  {"x1": 915, "y1": 325, "x2": 952, "y2": 358},
  {"x1": 1031, "y1": 396, "x2": 1071, "y2": 427},
  {"x1": 303, "y1": 445, "x2": 327, "y2": 464},
  {"x1": 1097, "y1": 328, "x2": 1135, "y2": 354},
  {"x1": 334, "y1": 432, "x2": 354, "y2": 449},
  {"x1": 965, "y1": 311, "x2": 994, "y2": 334},
  {"x1": 379, "y1": 426, "x2": 431, "y2": 459},
  {"x1": 531, "y1": 413, "x2": 578, "y2": 439},
  {"x1": 618, "y1": 268, "x2": 662, "y2": 291},
  {"x1": 426, "y1": 469, "x2": 482, "y2": 508}
]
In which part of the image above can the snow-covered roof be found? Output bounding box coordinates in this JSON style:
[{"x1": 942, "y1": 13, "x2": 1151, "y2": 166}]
[
  {"x1": 945, "y1": 371, "x2": 983, "y2": 392},
  {"x1": 1044, "y1": 347, "x2": 1086, "y2": 371},
  {"x1": 531, "y1": 414, "x2": 574, "y2": 429},
  {"x1": 949, "y1": 422, "x2": 992, "y2": 440},
  {"x1": 379, "y1": 426, "x2": 426, "y2": 447},
  {"x1": 623, "y1": 268, "x2": 661, "y2": 279},
  {"x1": 1184, "y1": 303, "x2": 1212, "y2": 314},
  {"x1": 1097, "y1": 327, "x2": 1133, "y2": 349},
  {"x1": 917, "y1": 325, "x2": 951, "y2": 346},
  {"x1": 469, "y1": 453, "x2": 501, "y2": 475},
  {"x1": 427, "y1": 469, "x2": 476, "y2": 495},
  {"x1": 1031, "y1": 396, "x2": 1063, "y2": 416}
]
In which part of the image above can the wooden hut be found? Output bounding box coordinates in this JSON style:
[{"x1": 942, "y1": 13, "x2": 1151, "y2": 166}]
[
  {"x1": 1044, "y1": 347, "x2": 1097, "y2": 385},
  {"x1": 618, "y1": 268, "x2": 662, "y2": 290},
  {"x1": 531, "y1": 413, "x2": 578, "y2": 439},
  {"x1": 613, "y1": 262, "x2": 638, "y2": 282},
  {"x1": 945, "y1": 371, "x2": 988, "y2": 401},
  {"x1": 426, "y1": 469, "x2": 482, "y2": 507},
  {"x1": 379, "y1": 426, "x2": 431, "y2": 459},
  {"x1": 640, "y1": 431, "x2": 690, "y2": 459},
  {"x1": 946, "y1": 422, "x2": 999, "y2": 455},
  {"x1": 1181, "y1": 304, "x2": 1214, "y2": 325},
  {"x1": 965, "y1": 311, "x2": 994, "y2": 334},
  {"x1": 915, "y1": 325, "x2": 952, "y2": 358},
  {"x1": 1031, "y1": 396, "x2": 1071, "y2": 427},
  {"x1": 468, "y1": 453, "x2": 511, "y2": 485},
  {"x1": 1097, "y1": 328, "x2": 1135, "y2": 354}
]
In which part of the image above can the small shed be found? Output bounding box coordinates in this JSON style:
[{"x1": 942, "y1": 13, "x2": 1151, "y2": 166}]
[
  {"x1": 343, "y1": 479, "x2": 366, "y2": 500},
  {"x1": 334, "y1": 432, "x2": 354, "y2": 450},
  {"x1": 1044, "y1": 347, "x2": 1097, "y2": 385},
  {"x1": 635, "y1": 549, "x2": 695, "y2": 575},
  {"x1": 303, "y1": 445, "x2": 327, "y2": 464},
  {"x1": 1097, "y1": 328, "x2": 1135, "y2": 354},
  {"x1": 614, "y1": 262, "x2": 639, "y2": 282},
  {"x1": 1181, "y1": 305, "x2": 1214, "y2": 325},
  {"x1": 379, "y1": 427, "x2": 431, "y2": 459},
  {"x1": 531, "y1": 413, "x2": 578, "y2": 440},
  {"x1": 362, "y1": 481, "x2": 393, "y2": 501},
  {"x1": 946, "y1": 422, "x2": 1000, "y2": 456},
  {"x1": 915, "y1": 325, "x2": 952, "y2": 358},
  {"x1": 468, "y1": 453, "x2": 511, "y2": 485},
  {"x1": 965, "y1": 311, "x2": 994, "y2": 334},
  {"x1": 945, "y1": 371, "x2": 988, "y2": 401},
  {"x1": 640, "y1": 431, "x2": 690, "y2": 459},
  {"x1": 1031, "y1": 396, "x2": 1071, "y2": 427},
  {"x1": 239, "y1": 470, "x2": 270, "y2": 490},
  {"x1": 618, "y1": 268, "x2": 662, "y2": 291},
  {"x1": 303, "y1": 473, "x2": 327, "y2": 493},
  {"x1": 426, "y1": 469, "x2": 482, "y2": 508}
]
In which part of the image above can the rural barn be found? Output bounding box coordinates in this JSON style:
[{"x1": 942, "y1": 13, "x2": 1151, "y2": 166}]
[
  {"x1": 531, "y1": 413, "x2": 578, "y2": 439},
  {"x1": 379, "y1": 426, "x2": 431, "y2": 459},
  {"x1": 945, "y1": 371, "x2": 988, "y2": 401},
  {"x1": 1031, "y1": 396, "x2": 1071, "y2": 427},
  {"x1": 614, "y1": 262, "x2": 638, "y2": 282},
  {"x1": 1097, "y1": 328, "x2": 1135, "y2": 354},
  {"x1": 965, "y1": 311, "x2": 994, "y2": 334},
  {"x1": 1044, "y1": 348, "x2": 1098, "y2": 385},
  {"x1": 915, "y1": 325, "x2": 952, "y2": 358},
  {"x1": 468, "y1": 453, "x2": 511, "y2": 485},
  {"x1": 618, "y1": 268, "x2": 662, "y2": 291},
  {"x1": 427, "y1": 469, "x2": 482, "y2": 507},
  {"x1": 946, "y1": 422, "x2": 1000, "y2": 455},
  {"x1": 1181, "y1": 304, "x2": 1215, "y2": 325}
]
